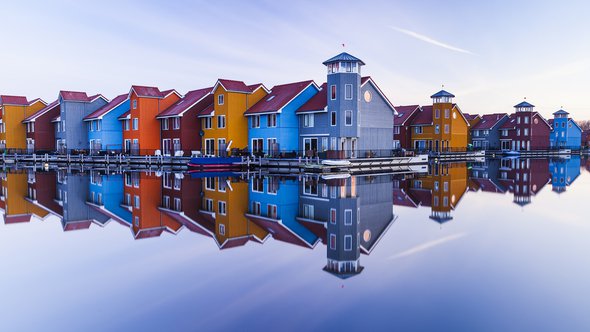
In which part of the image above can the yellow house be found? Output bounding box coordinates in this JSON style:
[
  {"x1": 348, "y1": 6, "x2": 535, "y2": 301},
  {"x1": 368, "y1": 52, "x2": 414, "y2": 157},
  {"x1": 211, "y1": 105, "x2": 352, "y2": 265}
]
[
  {"x1": 0, "y1": 96, "x2": 46, "y2": 150},
  {"x1": 200, "y1": 176, "x2": 269, "y2": 249},
  {"x1": 409, "y1": 90, "x2": 470, "y2": 151},
  {"x1": 0, "y1": 171, "x2": 50, "y2": 224},
  {"x1": 198, "y1": 79, "x2": 268, "y2": 156}
]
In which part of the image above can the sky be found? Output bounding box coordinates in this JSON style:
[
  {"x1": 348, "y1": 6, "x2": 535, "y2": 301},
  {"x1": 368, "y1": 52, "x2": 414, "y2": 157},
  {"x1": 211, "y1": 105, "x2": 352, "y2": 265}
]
[{"x1": 2, "y1": 0, "x2": 590, "y2": 119}]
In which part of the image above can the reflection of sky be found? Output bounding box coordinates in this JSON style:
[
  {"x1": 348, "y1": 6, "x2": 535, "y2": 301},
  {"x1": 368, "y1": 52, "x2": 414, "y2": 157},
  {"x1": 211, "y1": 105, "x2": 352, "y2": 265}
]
[{"x1": 0, "y1": 169, "x2": 590, "y2": 331}]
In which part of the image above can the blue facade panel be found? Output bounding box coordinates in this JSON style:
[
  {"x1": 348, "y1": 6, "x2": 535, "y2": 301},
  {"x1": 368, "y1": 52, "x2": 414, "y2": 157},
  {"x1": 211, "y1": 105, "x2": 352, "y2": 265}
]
[{"x1": 87, "y1": 99, "x2": 130, "y2": 151}]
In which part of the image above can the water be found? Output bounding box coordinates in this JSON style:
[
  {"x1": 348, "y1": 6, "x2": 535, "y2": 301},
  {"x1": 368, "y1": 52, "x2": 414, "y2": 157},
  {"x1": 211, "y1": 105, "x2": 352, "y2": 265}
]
[{"x1": 0, "y1": 157, "x2": 589, "y2": 331}]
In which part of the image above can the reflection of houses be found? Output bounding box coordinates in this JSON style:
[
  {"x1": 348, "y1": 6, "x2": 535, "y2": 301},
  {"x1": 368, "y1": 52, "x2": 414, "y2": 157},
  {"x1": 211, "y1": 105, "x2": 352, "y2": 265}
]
[
  {"x1": 468, "y1": 159, "x2": 506, "y2": 193},
  {"x1": 497, "y1": 158, "x2": 550, "y2": 206},
  {"x1": 23, "y1": 100, "x2": 60, "y2": 153},
  {"x1": 123, "y1": 171, "x2": 182, "y2": 239},
  {"x1": 245, "y1": 176, "x2": 319, "y2": 248},
  {"x1": 201, "y1": 175, "x2": 269, "y2": 248},
  {"x1": 297, "y1": 175, "x2": 396, "y2": 279},
  {"x1": 0, "y1": 171, "x2": 51, "y2": 224},
  {"x1": 549, "y1": 156, "x2": 581, "y2": 193},
  {"x1": 87, "y1": 171, "x2": 132, "y2": 226},
  {"x1": 549, "y1": 109, "x2": 582, "y2": 149}
]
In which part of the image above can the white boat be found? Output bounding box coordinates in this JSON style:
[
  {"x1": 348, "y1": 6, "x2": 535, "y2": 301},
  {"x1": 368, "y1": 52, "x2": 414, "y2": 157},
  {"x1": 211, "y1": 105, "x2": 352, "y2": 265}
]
[
  {"x1": 321, "y1": 159, "x2": 352, "y2": 166},
  {"x1": 321, "y1": 173, "x2": 351, "y2": 180}
]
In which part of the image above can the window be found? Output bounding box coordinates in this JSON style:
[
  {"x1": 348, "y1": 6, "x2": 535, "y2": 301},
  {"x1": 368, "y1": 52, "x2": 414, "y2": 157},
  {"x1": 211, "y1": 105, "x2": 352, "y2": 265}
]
[
  {"x1": 434, "y1": 181, "x2": 439, "y2": 191},
  {"x1": 218, "y1": 201, "x2": 226, "y2": 215},
  {"x1": 330, "y1": 111, "x2": 337, "y2": 126},
  {"x1": 132, "y1": 173, "x2": 140, "y2": 188},
  {"x1": 268, "y1": 204, "x2": 277, "y2": 219},
  {"x1": 174, "y1": 176, "x2": 181, "y2": 190},
  {"x1": 161, "y1": 118, "x2": 169, "y2": 130},
  {"x1": 252, "y1": 201, "x2": 261, "y2": 215},
  {"x1": 344, "y1": 235, "x2": 352, "y2": 251},
  {"x1": 88, "y1": 122, "x2": 94, "y2": 131},
  {"x1": 330, "y1": 85, "x2": 337, "y2": 100},
  {"x1": 132, "y1": 118, "x2": 138, "y2": 130},
  {"x1": 502, "y1": 130, "x2": 508, "y2": 137},
  {"x1": 344, "y1": 209, "x2": 353, "y2": 225},
  {"x1": 132, "y1": 100, "x2": 137, "y2": 109},
  {"x1": 524, "y1": 117, "x2": 529, "y2": 124},
  {"x1": 205, "y1": 198, "x2": 213, "y2": 212},
  {"x1": 252, "y1": 177, "x2": 264, "y2": 192},
  {"x1": 345, "y1": 110, "x2": 353, "y2": 126},
  {"x1": 435, "y1": 125, "x2": 440, "y2": 134},
  {"x1": 483, "y1": 130, "x2": 489, "y2": 135},
  {"x1": 303, "y1": 178, "x2": 318, "y2": 195},
  {"x1": 125, "y1": 173, "x2": 132, "y2": 187},
  {"x1": 330, "y1": 234, "x2": 336, "y2": 250},
  {"x1": 203, "y1": 117, "x2": 212, "y2": 129},
  {"x1": 524, "y1": 128, "x2": 529, "y2": 136},
  {"x1": 330, "y1": 208, "x2": 337, "y2": 224},
  {"x1": 134, "y1": 216, "x2": 140, "y2": 227},
  {"x1": 163, "y1": 195, "x2": 170, "y2": 209},
  {"x1": 218, "y1": 178, "x2": 226, "y2": 192},
  {"x1": 219, "y1": 224, "x2": 225, "y2": 235},
  {"x1": 434, "y1": 196, "x2": 439, "y2": 206},
  {"x1": 252, "y1": 115, "x2": 260, "y2": 128},
  {"x1": 345, "y1": 84, "x2": 353, "y2": 100},
  {"x1": 445, "y1": 109, "x2": 450, "y2": 118},
  {"x1": 97, "y1": 120, "x2": 101, "y2": 131},
  {"x1": 267, "y1": 114, "x2": 277, "y2": 127},
  {"x1": 218, "y1": 94, "x2": 224, "y2": 105},
  {"x1": 124, "y1": 119, "x2": 130, "y2": 131},
  {"x1": 394, "y1": 126, "x2": 400, "y2": 134},
  {"x1": 443, "y1": 197, "x2": 449, "y2": 206},
  {"x1": 268, "y1": 177, "x2": 278, "y2": 194},
  {"x1": 303, "y1": 204, "x2": 314, "y2": 219},
  {"x1": 444, "y1": 124, "x2": 450, "y2": 134},
  {"x1": 172, "y1": 117, "x2": 180, "y2": 129},
  {"x1": 517, "y1": 117, "x2": 521, "y2": 124},
  {"x1": 474, "y1": 130, "x2": 479, "y2": 137},
  {"x1": 134, "y1": 195, "x2": 140, "y2": 209},
  {"x1": 443, "y1": 181, "x2": 449, "y2": 192},
  {"x1": 303, "y1": 114, "x2": 314, "y2": 127},
  {"x1": 415, "y1": 126, "x2": 423, "y2": 134},
  {"x1": 205, "y1": 177, "x2": 215, "y2": 190},
  {"x1": 217, "y1": 115, "x2": 226, "y2": 128}
]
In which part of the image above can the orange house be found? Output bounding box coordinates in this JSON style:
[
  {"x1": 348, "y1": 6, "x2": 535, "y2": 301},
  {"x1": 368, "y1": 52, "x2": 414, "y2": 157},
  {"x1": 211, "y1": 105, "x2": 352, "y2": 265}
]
[
  {"x1": 199, "y1": 79, "x2": 268, "y2": 156},
  {"x1": 0, "y1": 171, "x2": 50, "y2": 224},
  {"x1": 0, "y1": 96, "x2": 47, "y2": 150},
  {"x1": 122, "y1": 86, "x2": 181, "y2": 155}
]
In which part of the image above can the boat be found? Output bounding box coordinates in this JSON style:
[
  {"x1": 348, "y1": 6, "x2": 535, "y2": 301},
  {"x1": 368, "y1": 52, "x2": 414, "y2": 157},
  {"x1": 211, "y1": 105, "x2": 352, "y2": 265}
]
[
  {"x1": 321, "y1": 173, "x2": 351, "y2": 180},
  {"x1": 321, "y1": 159, "x2": 352, "y2": 167},
  {"x1": 187, "y1": 156, "x2": 243, "y2": 170},
  {"x1": 503, "y1": 150, "x2": 520, "y2": 156}
]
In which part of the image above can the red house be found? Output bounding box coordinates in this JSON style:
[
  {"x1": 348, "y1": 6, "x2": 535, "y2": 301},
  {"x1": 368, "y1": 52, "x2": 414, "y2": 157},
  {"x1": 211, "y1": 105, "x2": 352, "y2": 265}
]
[
  {"x1": 156, "y1": 87, "x2": 213, "y2": 156},
  {"x1": 22, "y1": 100, "x2": 60, "y2": 153},
  {"x1": 393, "y1": 105, "x2": 421, "y2": 150},
  {"x1": 499, "y1": 101, "x2": 551, "y2": 151}
]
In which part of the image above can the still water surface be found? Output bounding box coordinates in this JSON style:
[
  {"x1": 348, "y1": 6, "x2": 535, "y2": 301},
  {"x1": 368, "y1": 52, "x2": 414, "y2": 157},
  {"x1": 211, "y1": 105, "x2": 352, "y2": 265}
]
[{"x1": 0, "y1": 157, "x2": 589, "y2": 331}]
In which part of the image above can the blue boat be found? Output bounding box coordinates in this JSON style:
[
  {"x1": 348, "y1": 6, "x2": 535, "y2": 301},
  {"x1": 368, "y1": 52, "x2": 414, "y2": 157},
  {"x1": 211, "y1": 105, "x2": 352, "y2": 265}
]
[{"x1": 187, "y1": 156, "x2": 243, "y2": 170}]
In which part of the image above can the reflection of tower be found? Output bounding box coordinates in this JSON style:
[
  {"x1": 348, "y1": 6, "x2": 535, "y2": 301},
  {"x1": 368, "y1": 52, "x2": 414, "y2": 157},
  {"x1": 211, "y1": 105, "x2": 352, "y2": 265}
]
[
  {"x1": 549, "y1": 156, "x2": 581, "y2": 194},
  {"x1": 512, "y1": 158, "x2": 532, "y2": 206}
]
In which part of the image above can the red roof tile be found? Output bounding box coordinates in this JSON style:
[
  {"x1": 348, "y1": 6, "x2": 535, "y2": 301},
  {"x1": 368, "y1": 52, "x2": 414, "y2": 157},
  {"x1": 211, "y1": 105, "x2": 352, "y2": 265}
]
[
  {"x1": 0, "y1": 95, "x2": 29, "y2": 106},
  {"x1": 84, "y1": 94, "x2": 128, "y2": 120},
  {"x1": 500, "y1": 114, "x2": 516, "y2": 129},
  {"x1": 59, "y1": 90, "x2": 91, "y2": 102},
  {"x1": 197, "y1": 103, "x2": 215, "y2": 117},
  {"x1": 216, "y1": 79, "x2": 252, "y2": 93},
  {"x1": 411, "y1": 106, "x2": 433, "y2": 125},
  {"x1": 63, "y1": 220, "x2": 93, "y2": 231},
  {"x1": 4, "y1": 214, "x2": 32, "y2": 224},
  {"x1": 394, "y1": 105, "x2": 420, "y2": 125},
  {"x1": 219, "y1": 236, "x2": 251, "y2": 249},
  {"x1": 296, "y1": 83, "x2": 327, "y2": 113},
  {"x1": 131, "y1": 85, "x2": 178, "y2": 99},
  {"x1": 463, "y1": 113, "x2": 480, "y2": 121},
  {"x1": 472, "y1": 113, "x2": 508, "y2": 130},
  {"x1": 117, "y1": 110, "x2": 130, "y2": 120},
  {"x1": 134, "y1": 227, "x2": 165, "y2": 239},
  {"x1": 23, "y1": 100, "x2": 60, "y2": 123},
  {"x1": 157, "y1": 87, "x2": 212, "y2": 118},
  {"x1": 247, "y1": 83, "x2": 269, "y2": 93},
  {"x1": 28, "y1": 98, "x2": 47, "y2": 106},
  {"x1": 245, "y1": 80, "x2": 316, "y2": 115}
]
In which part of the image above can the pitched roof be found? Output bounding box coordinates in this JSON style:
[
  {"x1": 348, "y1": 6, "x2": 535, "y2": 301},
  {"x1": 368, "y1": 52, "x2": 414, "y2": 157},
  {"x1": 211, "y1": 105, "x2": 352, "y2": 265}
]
[
  {"x1": 500, "y1": 114, "x2": 517, "y2": 129},
  {"x1": 117, "y1": 110, "x2": 130, "y2": 120},
  {"x1": 553, "y1": 109, "x2": 569, "y2": 115},
  {"x1": 59, "y1": 90, "x2": 91, "y2": 102},
  {"x1": 361, "y1": 76, "x2": 396, "y2": 114},
  {"x1": 215, "y1": 79, "x2": 252, "y2": 93},
  {"x1": 84, "y1": 94, "x2": 128, "y2": 121},
  {"x1": 156, "y1": 87, "x2": 213, "y2": 118},
  {"x1": 246, "y1": 214, "x2": 317, "y2": 248},
  {"x1": 322, "y1": 52, "x2": 365, "y2": 65},
  {"x1": 130, "y1": 85, "x2": 180, "y2": 99},
  {"x1": 431, "y1": 90, "x2": 455, "y2": 98},
  {"x1": 514, "y1": 101, "x2": 535, "y2": 108},
  {"x1": 296, "y1": 83, "x2": 327, "y2": 114},
  {"x1": 197, "y1": 103, "x2": 214, "y2": 117},
  {"x1": 472, "y1": 113, "x2": 508, "y2": 130},
  {"x1": 411, "y1": 106, "x2": 433, "y2": 125},
  {"x1": 394, "y1": 105, "x2": 421, "y2": 125},
  {"x1": 28, "y1": 98, "x2": 47, "y2": 106},
  {"x1": 245, "y1": 80, "x2": 317, "y2": 115},
  {"x1": 23, "y1": 100, "x2": 60, "y2": 123},
  {"x1": 463, "y1": 113, "x2": 480, "y2": 121},
  {"x1": 0, "y1": 95, "x2": 29, "y2": 106}
]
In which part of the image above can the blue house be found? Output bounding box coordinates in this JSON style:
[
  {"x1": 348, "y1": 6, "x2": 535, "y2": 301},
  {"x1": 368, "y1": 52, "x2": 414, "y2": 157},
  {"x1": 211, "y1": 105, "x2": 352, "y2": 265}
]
[
  {"x1": 55, "y1": 91, "x2": 108, "y2": 153},
  {"x1": 550, "y1": 109, "x2": 582, "y2": 149},
  {"x1": 245, "y1": 81, "x2": 320, "y2": 157},
  {"x1": 87, "y1": 170, "x2": 132, "y2": 227},
  {"x1": 245, "y1": 175, "x2": 319, "y2": 248},
  {"x1": 549, "y1": 156, "x2": 581, "y2": 193},
  {"x1": 296, "y1": 52, "x2": 396, "y2": 158},
  {"x1": 84, "y1": 93, "x2": 130, "y2": 153}
]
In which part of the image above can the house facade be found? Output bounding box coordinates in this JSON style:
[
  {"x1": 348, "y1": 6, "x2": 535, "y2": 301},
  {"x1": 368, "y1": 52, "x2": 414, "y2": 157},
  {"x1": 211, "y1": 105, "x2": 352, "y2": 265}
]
[
  {"x1": 296, "y1": 53, "x2": 396, "y2": 158},
  {"x1": 499, "y1": 101, "x2": 551, "y2": 151},
  {"x1": 123, "y1": 86, "x2": 181, "y2": 155},
  {"x1": 245, "y1": 80, "x2": 319, "y2": 157},
  {"x1": 157, "y1": 87, "x2": 213, "y2": 156},
  {"x1": 549, "y1": 156, "x2": 581, "y2": 193},
  {"x1": 549, "y1": 109, "x2": 582, "y2": 149},
  {"x1": 470, "y1": 113, "x2": 509, "y2": 150},
  {"x1": 23, "y1": 100, "x2": 60, "y2": 153},
  {"x1": 0, "y1": 96, "x2": 46, "y2": 151},
  {"x1": 84, "y1": 93, "x2": 130, "y2": 153},
  {"x1": 393, "y1": 105, "x2": 421, "y2": 150},
  {"x1": 55, "y1": 91, "x2": 108, "y2": 152}
]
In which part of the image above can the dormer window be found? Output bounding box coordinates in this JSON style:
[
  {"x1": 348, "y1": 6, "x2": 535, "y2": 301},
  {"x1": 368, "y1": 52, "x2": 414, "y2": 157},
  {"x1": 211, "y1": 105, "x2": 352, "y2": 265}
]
[
  {"x1": 218, "y1": 94, "x2": 224, "y2": 105},
  {"x1": 132, "y1": 100, "x2": 137, "y2": 109}
]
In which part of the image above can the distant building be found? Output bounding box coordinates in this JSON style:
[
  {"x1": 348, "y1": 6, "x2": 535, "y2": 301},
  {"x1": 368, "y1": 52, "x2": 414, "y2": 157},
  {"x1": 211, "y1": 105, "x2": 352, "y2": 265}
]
[
  {"x1": 470, "y1": 113, "x2": 510, "y2": 150},
  {"x1": 23, "y1": 100, "x2": 60, "y2": 153},
  {"x1": 393, "y1": 105, "x2": 421, "y2": 150},
  {"x1": 0, "y1": 96, "x2": 46, "y2": 150},
  {"x1": 549, "y1": 109, "x2": 582, "y2": 149},
  {"x1": 499, "y1": 101, "x2": 551, "y2": 151},
  {"x1": 84, "y1": 94, "x2": 130, "y2": 153}
]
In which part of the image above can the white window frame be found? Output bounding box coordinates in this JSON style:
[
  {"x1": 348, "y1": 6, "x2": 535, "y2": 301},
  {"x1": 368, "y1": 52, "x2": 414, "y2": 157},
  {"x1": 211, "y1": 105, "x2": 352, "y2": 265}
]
[
  {"x1": 218, "y1": 94, "x2": 224, "y2": 105},
  {"x1": 345, "y1": 110, "x2": 353, "y2": 126},
  {"x1": 267, "y1": 114, "x2": 277, "y2": 128},
  {"x1": 345, "y1": 84, "x2": 353, "y2": 100},
  {"x1": 132, "y1": 118, "x2": 138, "y2": 130},
  {"x1": 344, "y1": 235, "x2": 352, "y2": 251},
  {"x1": 217, "y1": 115, "x2": 226, "y2": 129},
  {"x1": 218, "y1": 201, "x2": 227, "y2": 215},
  {"x1": 344, "y1": 209, "x2": 353, "y2": 225},
  {"x1": 203, "y1": 117, "x2": 212, "y2": 129}
]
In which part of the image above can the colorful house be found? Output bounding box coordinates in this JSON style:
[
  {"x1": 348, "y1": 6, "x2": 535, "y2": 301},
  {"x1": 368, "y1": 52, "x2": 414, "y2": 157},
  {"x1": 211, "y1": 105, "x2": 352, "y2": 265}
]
[
  {"x1": 245, "y1": 80, "x2": 320, "y2": 157},
  {"x1": 156, "y1": 87, "x2": 213, "y2": 156},
  {"x1": 549, "y1": 109, "x2": 582, "y2": 149},
  {"x1": 296, "y1": 53, "x2": 396, "y2": 158},
  {"x1": 407, "y1": 90, "x2": 470, "y2": 152},
  {"x1": 470, "y1": 113, "x2": 510, "y2": 150},
  {"x1": 198, "y1": 79, "x2": 268, "y2": 156},
  {"x1": 499, "y1": 101, "x2": 551, "y2": 151},
  {"x1": 55, "y1": 91, "x2": 108, "y2": 153},
  {"x1": 86, "y1": 170, "x2": 132, "y2": 226},
  {"x1": 123, "y1": 86, "x2": 181, "y2": 155},
  {"x1": 393, "y1": 105, "x2": 422, "y2": 150},
  {"x1": 549, "y1": 156, "x2": 581, "y2": 194},
  {"x1": 0, "y1": 96, "x2": 46, "y2": 151},
  {"x1": 245, "y1": 176, "x2": 320, "y2": 248},
  {"x1": 0, "y1": 171, "x2": 51, "y2": 224},
  {"x1": 83, "y1": 93, "x2": 130, "y2": 153},
  {"x1": 22, "y1": 100, "x2": 60, "y2": 153}
]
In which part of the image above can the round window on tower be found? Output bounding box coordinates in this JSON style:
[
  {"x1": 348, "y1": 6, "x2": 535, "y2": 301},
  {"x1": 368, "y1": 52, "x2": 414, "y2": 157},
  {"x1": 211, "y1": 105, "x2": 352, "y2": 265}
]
[
  {"x1": 364, "y1": 90, "x2": 372, "y2": 103},
  {"x1": 363, "y1": 230, "x2": 371, "y2": 242},
  {"x1": 453, "y1": 111, "x2": 457, "y2": 119},
  {"x1": 534, "y1": 118, "x2": 539, "y2": 124}
]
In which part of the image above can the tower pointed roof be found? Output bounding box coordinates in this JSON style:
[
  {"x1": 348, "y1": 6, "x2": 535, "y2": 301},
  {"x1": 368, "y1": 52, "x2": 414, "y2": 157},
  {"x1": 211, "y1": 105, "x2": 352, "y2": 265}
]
[{"x1": 322, "y1": 52, "x2": 365, "y2": 65}]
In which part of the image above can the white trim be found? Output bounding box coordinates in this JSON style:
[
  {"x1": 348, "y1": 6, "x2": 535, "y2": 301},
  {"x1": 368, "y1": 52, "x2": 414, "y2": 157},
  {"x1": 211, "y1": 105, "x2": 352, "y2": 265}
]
[
  {"x1": 361, "y1": 77, "x2": 396, "y2": 114},
  {"x1": 84, "y1": 97, "x2": 129, "y2": 121},
  {"x1": 276, "y1": 81, "x2": 320, "y2": 113},
  {"x1": 299, "y1": 133, "x2": 330, "y2": 137}
]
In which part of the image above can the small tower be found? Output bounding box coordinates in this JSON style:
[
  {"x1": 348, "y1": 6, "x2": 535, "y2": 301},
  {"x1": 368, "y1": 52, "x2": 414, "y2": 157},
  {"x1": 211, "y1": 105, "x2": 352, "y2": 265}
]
[
  {"x1": 323, "y1": 52, "x2": 365, "y2": 157},
  {"x1": 552, "y1": 108, "x2": 570, "y2": 148},
  {"x1": 430, "y1": 89, "x2": 455, "y2": 152},
  {"x1": 514, "y1": 101, "x2": 535, "y2": 113}
]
